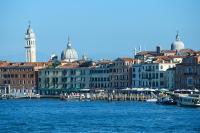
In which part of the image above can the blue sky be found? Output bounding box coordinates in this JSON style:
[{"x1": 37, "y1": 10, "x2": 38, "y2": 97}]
[{"x1": 0, "y1": 0, "x2": 200, "y2": 62}]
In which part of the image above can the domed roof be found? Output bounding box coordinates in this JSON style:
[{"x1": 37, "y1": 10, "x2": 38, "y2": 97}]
[
  {"x1": 61, "y1": 36, "x2": 78, "y2": 62},
  {"x1": 171, "y1": 32, "x2": 184, "y2": 51}
]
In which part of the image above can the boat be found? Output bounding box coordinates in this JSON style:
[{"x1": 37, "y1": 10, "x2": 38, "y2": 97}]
[
  {"x1": 177, "y1": 94, "x2": 200, "y2": 107},
  {"x1": 0, "y1": 94, "x2": 14, "y2": 99},
  {"x1": 156, "y1": 97, "x2": 177, "y2": 105},
  {"x1": 146, "y1": 98, "x2": 157, "y2": 102}
]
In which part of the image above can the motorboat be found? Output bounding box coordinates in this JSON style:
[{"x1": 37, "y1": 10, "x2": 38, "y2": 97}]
[
  {"x1": 156, "y1": 97, "x2": 177, "y2": 105},
  {"x1": 177, "y1": 94, "x2": 200, "y2": 107}
]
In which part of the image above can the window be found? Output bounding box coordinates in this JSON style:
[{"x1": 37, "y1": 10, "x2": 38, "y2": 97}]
[
  {"x1": 160, "y1": 81, "x2": 164, "y2": 86},
  {"x1": 156, "y1": 66, "x2": 159, "y2": 69},
  {"x1": 187, "y1": 77, "x2": 193, "y2": 86},
  {"x1": 187, "y1": 67, "x2": 193, "y2": 73},
  {"x1": 30, "y1": 74, "x2": 34, "y2": 78},
  {"x1": 62, "y1": 70, "x2": 67, "y2": 75},
  {"x1": 160, "y1": 73, "x2": 163, "y2": 78}
]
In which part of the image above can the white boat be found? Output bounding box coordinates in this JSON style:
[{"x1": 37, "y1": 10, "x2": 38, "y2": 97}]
[
  {"x1": 178, "y1": 94, "x2": 200, "y2": 107},
  {"x1": 146, "y1": 98, "x2": 157, "y2": 102}
]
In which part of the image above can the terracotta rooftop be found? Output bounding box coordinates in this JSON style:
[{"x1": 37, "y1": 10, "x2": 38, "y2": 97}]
[
  {"x1": 120, "y1": 57, "x2": 137, "y2": 62},
  {"x1": 58, "y1": 63, "x2": 79, "y2": 69},
  {"x1": 0, "y1": 62, "x2": 51, "y2": 69},
  {"x1": 161, "y1": 50, "x2": 176, "y2": 53}
]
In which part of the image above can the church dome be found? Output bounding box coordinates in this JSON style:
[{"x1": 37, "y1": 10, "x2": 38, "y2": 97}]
[
  {"x1": 171, "y1": 32, "x2": 184, "y2": 51},
  {"x1": 61, "y1": 36, "x2": 78, "y2": 62}
]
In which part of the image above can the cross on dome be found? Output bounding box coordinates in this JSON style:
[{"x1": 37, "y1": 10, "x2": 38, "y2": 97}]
[
  {"x1": 176, "y1": 31, "x2": 180, "y2": 41},
  {"x1": 67, "y1": 35, "x2": 72, "y2": 48}
]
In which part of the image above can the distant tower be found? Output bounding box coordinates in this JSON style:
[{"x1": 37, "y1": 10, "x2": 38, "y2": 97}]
[
  {"x1": 156, "y1": 45, "x2": 161, "y2": 54},
  {"x1": 25, "y1": 21, "x2": 36, "y2": 62},
  {"x1": 134, "y1": 48, "x2": 137, "y2": 56},
  {"x1": 139, "y1": 45, "x2": 142, "y2": 52}
]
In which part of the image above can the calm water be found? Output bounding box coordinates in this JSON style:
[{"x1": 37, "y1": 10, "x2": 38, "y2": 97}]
[{"x1": 0, "y1": 99, "x2": 200, "y2": 133}]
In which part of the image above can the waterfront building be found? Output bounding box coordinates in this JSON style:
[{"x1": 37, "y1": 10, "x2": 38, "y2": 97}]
[
  {"x1": 89, "y1": 60, "x2": 112, "y2": 90},
  {"x1": 132, "y1": 56, "x2": 179, "y2": 89},
  {"x1": 0, "y1": 62, "x2": 49, "y2": 94},
  {"x1": 166, "y1": 67, "x2": 176, "y2": 90},
  {"x1": 109, "y1": 58, "x2": 137, "y2": 89},
  {"x1": 61, "y1": 36, "x2": 78, "y2": 62},
  {"x1": 175, "y1": 55, "x2": 200, "y2": 89},
  {"x1": 38, "y1": 61, "x2": 91, "y2": 95},
  {"x1": 25, "y1": 23, "x2": 37, "y2": 62}
]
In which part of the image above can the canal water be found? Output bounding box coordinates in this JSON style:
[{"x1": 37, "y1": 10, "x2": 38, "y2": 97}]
[{"x1": 0, "y1": 99, "x2": 200, "y2": 133}]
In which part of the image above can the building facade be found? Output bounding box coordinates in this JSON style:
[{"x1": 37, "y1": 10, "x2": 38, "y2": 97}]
[
  {"x1": 0, "y1": 62, "x2": 50, "y2": 94},
  {"x1": 38, "y1": 62, "x2": 90, "y2": 95},
  {"x1": 132, "y1": 57, "x2": 177, "y2": 89},
  {"x1": 175, "y1": 55, "x2": 200, "y2": 89},
  {"x1": 89, "y1": 61, "x2": 111, "y2": 90},
  {"x1": 109, "y1": 58, "x2": 136, "y2": 89},
  {"x1": 166, "y1": 68, "x2": 175, "y2": 90}
]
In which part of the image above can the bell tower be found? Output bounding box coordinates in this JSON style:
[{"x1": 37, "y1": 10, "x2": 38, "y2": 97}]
[{"x1": 25, "y1": 21, "x2": 36, "y2": 62}]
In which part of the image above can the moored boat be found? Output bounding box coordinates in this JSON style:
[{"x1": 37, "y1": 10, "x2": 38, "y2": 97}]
[
  {"x1": 156, "y1": 97, "x2": 177, "y2": 105},
  {"x1": 177, "y1": 94, "x2": 200, "y2": 107}
]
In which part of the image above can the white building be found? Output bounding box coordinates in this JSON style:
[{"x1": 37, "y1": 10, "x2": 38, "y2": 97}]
[
  {"x1": 132, "y1": 62, "x2": 176, "y2": 89},
  {"x1": 61, "y1": 36, "x2": 78, "y2": 62},
  {"x1": 25, "y1": 23, "x2": 36, "y2": 62},
  {"x1": 166, "y1": 68, "x2": 175, "y2": 90},
  {"x1": 132, "y1": 63, "x2": 141, "y2": 87}
]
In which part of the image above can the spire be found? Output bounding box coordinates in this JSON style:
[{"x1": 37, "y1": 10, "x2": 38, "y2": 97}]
[
  {"x1": 139, "y1": 45, "x2": 142, "y2": 52},
  {"x1": 67, "y1": 35, "x2": 72, "y2": 48},
  {"x1": 26, "y1": 20, "x2": 34, "y2": 34},
  {"x1": 68, "y1": 35, "x2": 70, "y2": 43},
  {"x1": 134, "y1": 48, "x2": 137, "y2": 56},
  {"x1": 28, "y1": 20, "x2": 31, "y2": 28},
  {"x1": 176, "y1": 31, "x2": 180, "y2": 41}
]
